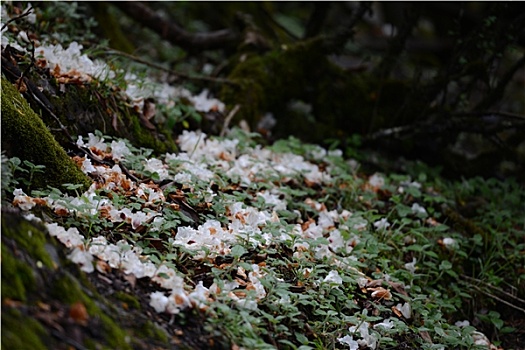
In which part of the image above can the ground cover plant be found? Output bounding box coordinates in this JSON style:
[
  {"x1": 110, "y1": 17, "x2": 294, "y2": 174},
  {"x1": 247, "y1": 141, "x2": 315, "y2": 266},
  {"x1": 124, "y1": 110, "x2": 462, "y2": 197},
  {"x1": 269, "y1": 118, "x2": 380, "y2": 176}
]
[
  {"x1": 2, "y1": 2, "x2": 525, "y2": 350},
  {"x1": 4, "y1": 127, "x2": 525, "y2": 350}
]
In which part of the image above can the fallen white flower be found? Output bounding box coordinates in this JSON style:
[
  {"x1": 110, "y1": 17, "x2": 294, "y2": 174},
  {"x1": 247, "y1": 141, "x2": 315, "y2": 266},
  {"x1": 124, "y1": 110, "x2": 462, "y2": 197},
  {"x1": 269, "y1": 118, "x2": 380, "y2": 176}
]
[
  {"x1": 149, "y1": 291, "x2": 169, "y2": 313},
  {"x1": 338, "y1": 334, "x2": 359, "y2": 350},
  {"x1": 324, "y1": 270, "x2": 343, "y2": 285},
  {"x1": 374, "y1": 218, "x2": 390, "y2": 230}
]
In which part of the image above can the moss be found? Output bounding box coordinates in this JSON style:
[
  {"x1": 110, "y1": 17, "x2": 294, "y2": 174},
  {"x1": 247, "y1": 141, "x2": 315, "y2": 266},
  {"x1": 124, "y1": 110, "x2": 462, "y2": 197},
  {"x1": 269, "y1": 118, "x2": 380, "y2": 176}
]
[
  {"x1": 50, "y1": 274, "x2": 88, "y2": 304},
  {"x1": 220, "y1": 39, "x2": 427, "y2": 144},
  {"x1": 220, "y1": 39, "x2": 371, "y2": 142},
  {"x1": 1, "y1": 243, "x2": 35, "y2": 301},
  {"x1": 0, "y1": 211, "x2": 154, "y2": 349},
  {"x1": 1, "y1": 308, "x2": 49, "y2": 350},
  {"x1": 0, "y1": 77, "x2": 91, "y2": 193},
  {"x1": 1, "y1": 213, "x2": 55, "y2": 269},
  {"x1": 1, "y1": 213, "x2": 57, "y2": 301},
  {"x1": 49, "y1": 274, "x2": 133, "y2": 349},
  {"x1": 44, "y1": 81, "x2": 177, "y2": 155},
  {"x1": 136, "y1": 320, "x2": 169, "y2": 344},
  {"x1": 89, "y1": 2, "x2": 135, "y2": 54},
  {"x1": 99, "y1": 313, "x2": 133, "y2": 350},
  {"x1": 128, "y1": 108, "x2": 174, "y2": 154},
  {"x1": 114, "y1": 291, "x2": 141, "y2": 310}
]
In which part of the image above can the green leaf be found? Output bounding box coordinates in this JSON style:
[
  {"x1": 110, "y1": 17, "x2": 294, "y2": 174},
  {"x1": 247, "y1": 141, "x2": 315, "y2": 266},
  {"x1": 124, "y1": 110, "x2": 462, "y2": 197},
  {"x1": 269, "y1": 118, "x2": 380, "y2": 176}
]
[
  {"x1": 295, "y1": 332, "x2": 309, "y2": 344},
  {"x1": 231, "y1": 245, "x2": 247, "y2": 259}
]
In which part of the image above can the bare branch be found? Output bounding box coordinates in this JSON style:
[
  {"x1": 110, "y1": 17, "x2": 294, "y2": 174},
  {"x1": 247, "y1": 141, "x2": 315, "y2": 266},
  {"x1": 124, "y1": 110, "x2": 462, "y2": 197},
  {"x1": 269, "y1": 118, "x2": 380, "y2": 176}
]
[
  {"x1": 304, "y1": 2, "x2": 331, "y2": 39},
  {"x1": 1, "y1": 6, "x2": 33, "y2": 32},
  {"x1": 110, "y1": 2, "x2": 240, "y2": 52},
  {"x1": 104, "y1": 48, "x2": 238, "y2": 86}
]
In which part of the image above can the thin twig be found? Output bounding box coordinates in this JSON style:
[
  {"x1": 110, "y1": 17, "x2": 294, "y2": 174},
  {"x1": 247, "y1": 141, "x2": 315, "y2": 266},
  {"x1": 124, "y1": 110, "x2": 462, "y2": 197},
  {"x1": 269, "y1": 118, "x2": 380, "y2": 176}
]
[
  {"x1": 466, "y1": 282, "x2": 525, "y2": 315},
  {"x1": 461, "y1": 274, "x2": 525, "y2": 305},
  {"x1": 104, "y1": 49, "x2": 238, "y2": 86},
  {"x1": 1, "y1": 7, "x2": 33, "y2": 32},
  {"x1": 220, "y1": 104, "x2": 240, "y2": 137}
]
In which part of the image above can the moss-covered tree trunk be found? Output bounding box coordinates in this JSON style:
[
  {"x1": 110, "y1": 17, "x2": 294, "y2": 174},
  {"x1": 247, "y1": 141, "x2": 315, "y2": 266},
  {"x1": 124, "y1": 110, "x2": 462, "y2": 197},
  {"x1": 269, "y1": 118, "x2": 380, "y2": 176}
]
[
  {"x1": 1, "y1": 211, "x2": 177, "y2": 350},
  {"x1": 1, "y1": 77, "x2": 91, "y2": 192}
]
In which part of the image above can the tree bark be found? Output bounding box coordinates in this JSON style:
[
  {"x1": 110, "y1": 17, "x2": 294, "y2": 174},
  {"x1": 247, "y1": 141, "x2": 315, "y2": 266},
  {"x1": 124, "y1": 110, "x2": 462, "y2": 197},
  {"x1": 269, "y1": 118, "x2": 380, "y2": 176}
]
[{"x1": 111, "y1": 2, "x2": 240, "y2": 52}]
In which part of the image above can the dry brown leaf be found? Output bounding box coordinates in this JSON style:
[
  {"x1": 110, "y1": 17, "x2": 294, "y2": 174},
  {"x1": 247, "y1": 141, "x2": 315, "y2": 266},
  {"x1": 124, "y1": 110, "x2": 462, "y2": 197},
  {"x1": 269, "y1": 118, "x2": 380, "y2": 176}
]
[
  {"x1": 368, "y1": 287, "x2": 393, "y2": 300},
  {"x1": 69, "y1": 302, "x2": 89, "y2": 325}
]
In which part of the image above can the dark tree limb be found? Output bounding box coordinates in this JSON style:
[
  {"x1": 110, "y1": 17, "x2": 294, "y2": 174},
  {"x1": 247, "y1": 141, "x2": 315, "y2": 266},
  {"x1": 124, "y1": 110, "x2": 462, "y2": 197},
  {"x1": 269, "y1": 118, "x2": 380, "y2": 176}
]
[
  {"x1": 474, "y1": 52, "x2": 525, "y2": 112},
  {"x1": 110, "y1": 2, "x2": 240, "y2": 52},
  {"x1": 103, "y1": 48, "x2": 238, "y2": 86},
  {"x1": 323, "y1": 2, "x2": 371, "y2": 53},
  {"x1": 304, "y1": 2, "x2": 331, "y2": 39},
  {"x1": 373, "y1": 4, "x2": 420, "y2": 79},
  {"x1": 256, "y1": 3, "x2": 300, "y2": 41}
]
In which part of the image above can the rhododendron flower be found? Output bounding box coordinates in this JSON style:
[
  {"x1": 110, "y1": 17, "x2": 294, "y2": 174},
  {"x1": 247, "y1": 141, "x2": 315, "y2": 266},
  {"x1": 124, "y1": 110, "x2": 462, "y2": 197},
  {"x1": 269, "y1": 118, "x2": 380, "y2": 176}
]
[
  {"x1": 110, "y1": 140, "x2": 131, "y2": 161},
  {"x1": 68, "y1": 247, "x2": 94, "y2": 273},
  {"x1": 144, "y1": 158, "x2": 169, "y2": 180},
  {"x1": 373, "y1": 218, "x2": 390, "y2": 230},
  {"x1": 395, "y1": 302, "x2": 411, "y2": 319},
  {"x1": 338, "y1": 335, "x2": 359, "y2": 350},
  {"x1": 349, "y1": 321, "x2": 377, "y2": 349},
  {"x1": 374, "y1": 318, "x2": 395, "y2": 330},
  {"x1": 404, "y1": 257, "x2": 417, "y2": 274},
  {"x1": 189, "y1": 281, "x2": 210, "y2": 309},
  {"x1": 411, "y1": 203, "x2": 427, "y2": 215},
  {"x1": 149, "y1": 291, "x2": 169, "y2": 313},
  {"x1": 13, "y1": 188, "x2": 35, "y2": 211},
  {"x1": 46, "y1": 223, "x2": 84, "y2": 248},
  {"x1": 442, "y1": 237, "x2": 458, "y2": 249},
  {"x1": 81, "y1": 158, "x2": 96, "y2": 174},
  {"x1": 368, "y1": 173, "x2": 384, "y2": 188},
  {"x1": 190, "y1": 89, "x2": 225, "y2": 113},
  {"x1": 323, "y1": 270, "x2": 343, "y2": 285}
]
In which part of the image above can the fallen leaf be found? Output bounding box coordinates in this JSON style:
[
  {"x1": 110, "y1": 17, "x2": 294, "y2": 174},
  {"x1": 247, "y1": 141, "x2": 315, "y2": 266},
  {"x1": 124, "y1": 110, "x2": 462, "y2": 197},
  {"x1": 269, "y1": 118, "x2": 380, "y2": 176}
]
[
  {"x1": 69, "y1": 302, "x2": 89, "y2": 325},
  {"x1": 368, "y1": 287, "x2": 392, "y2": 300}
]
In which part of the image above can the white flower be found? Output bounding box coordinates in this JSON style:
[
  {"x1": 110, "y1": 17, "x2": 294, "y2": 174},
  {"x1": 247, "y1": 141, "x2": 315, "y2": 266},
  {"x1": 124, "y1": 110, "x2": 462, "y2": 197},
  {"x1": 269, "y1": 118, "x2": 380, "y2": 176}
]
[
  {"x1": 149, "y1": 292, "x2": 169, "y2": 313},
  {"x1": 404, "y1": 258, "x2": 417, "y2": 274},
  {"x1": 37, "y1": 42, "x2": 113, "y2": 81},
  {"x1": 86, "y1": 133, "x2": 107, "y2": 151},
  {"x1": 166, "y1": 286, "x2": 191, "y2": 314},
  {"x1": 356, "y1": 276, "x2": 369, "y2": 288},
  {"x1": 46, "y1": 223, "x2": 84, "y2": 248},
  {"x1": 395, "y1": 302, "x2": 411, "y2": 319},
  {"x1": 338, "y1": 335, "x2": 359, "y2": 350},
  {"x1": 455, "y1": 320, "x2": 470, "y2": 327},
  {"x1": 443, "y1": 237, "x2": 458, "y2": 249},
  {"x1": 189, "y1": 281, "x2": 209, "y2": 309},
  {"x1": 373, "y1": 218, "x2": 390, "y2": 230},
  {"x1": 190, "y1": 89, "x2": 225, "y2": 112},
  {"x1": 144, "y1": 158, "x2": 169, "y2": 180},
  {"x1": 13, "y1": 188, "x2": 35, "y2": 211},
  {"x1": 368, "y1": 173, "x2": 384, "y2": 188},
  {"x1": 22, "y1": 213, "x2": 42, "y2": 223},
  {"x1": 318, "y1": 210, "x2": 335, "y2": 229},
  {"x1": 68, "y1": 247, "x2": 94, "y2": 273},
  {"x1": 374, "y1": 318, "x2": 395, "y2": 330},
  {"x1": 349, "y1": 321, "x2": 377, "y2": 349},
  {"x1": 88, "y1": 236, "x2": 108, "y2": 256},
  {"x1": 81, "y1": 158, "x2": 96, "y2": 174},
  {"x1": 110, "y1": 140, "x2": 131, "y2": 161},
  {"x1": 323, "y1": 270, "x2": 343, "y2": 285},
  {"x1": 472, "y1": 331, "x2": 491, "y2": 346},
  {"x1": 411, "y1": 203, "x2": 427, "y2": 215},
  {"x1": 178, "y1": 130, "x2": 206, "y2": 154}
]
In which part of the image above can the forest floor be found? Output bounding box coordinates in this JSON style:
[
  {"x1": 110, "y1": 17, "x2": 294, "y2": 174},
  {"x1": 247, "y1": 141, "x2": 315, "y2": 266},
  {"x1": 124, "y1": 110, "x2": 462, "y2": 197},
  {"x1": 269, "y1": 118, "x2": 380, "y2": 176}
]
[{"x1": 2, "y1": 3, "x2": 525, "y2": 350}]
